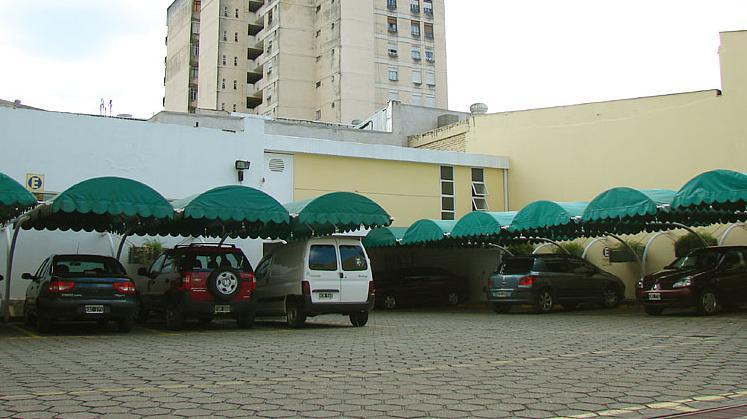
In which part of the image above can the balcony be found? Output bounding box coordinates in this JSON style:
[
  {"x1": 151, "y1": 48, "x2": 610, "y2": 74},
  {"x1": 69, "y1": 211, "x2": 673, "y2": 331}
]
[
  {"x1": 248, "y1": 19, "x2": 263, "y2": 36},
  {"x1": 246, "y1": 65, "x2": 263, "y2": 84},
  {"x1": 248, "y1": 0, "x2": 263, "y2": 13},
  {"x1": 247, "y1": 41, "x2": 263, "y2": 60}
]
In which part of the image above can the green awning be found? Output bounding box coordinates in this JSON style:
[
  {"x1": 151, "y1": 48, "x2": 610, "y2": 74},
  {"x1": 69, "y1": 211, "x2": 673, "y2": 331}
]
[
  {"x1": 451, "y1": 211, "x2": 517, "y2": 240},
  {"x1": 509, "y1": 201, "x2": 588, "y2": 240},
  {"x1": 582, "y1": 188, "x2": 676, "y2": 235},
  {"x1": 286, "y1": 192, "x2": 392, "y2": 237},
  {"x1": 144, "y1": 185, "x2": 290, "y2": 239},
  {"x1": 24, "y1": 177, "x2": 174, "y2": 234},
  {"x1": 363, "y1": 227, "x2": 408, "y2": 248},
  {"x1": 672, "y1": 169, "x2": 747, "y2": 210},
  {"x1": 0, "y1": 172, "x2": 37, "y2": 224},
  {"x1": 401, "y1": 219, "x2": 457, "y2": 246}
]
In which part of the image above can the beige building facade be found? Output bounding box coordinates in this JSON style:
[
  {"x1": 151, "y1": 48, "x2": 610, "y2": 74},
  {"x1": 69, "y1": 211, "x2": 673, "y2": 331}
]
[{"x1": 164, "y1": 0, "x2": 448, "y2": 124}]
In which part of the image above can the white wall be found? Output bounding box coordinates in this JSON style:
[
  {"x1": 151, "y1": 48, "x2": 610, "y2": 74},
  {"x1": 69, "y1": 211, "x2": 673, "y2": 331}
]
[{"x1": 0, "y1": 107, "x2": 269, "y2": 303}]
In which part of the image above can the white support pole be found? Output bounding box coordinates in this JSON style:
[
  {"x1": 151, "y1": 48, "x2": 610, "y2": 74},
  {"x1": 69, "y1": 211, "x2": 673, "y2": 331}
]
[
  {"x1": 642, "y1": 231, "x2": 668, "y2": 276},
  {"x1": 718, "y1": 223, "x2": 747, "y2": 245},
  {"x1": 104, "y1": 232, "x2": 116, "y2": 257},
  {"x1": 606, "y1": 234, "x2": 644, "y2": 281},
  {"x1": 581, "y1": 237, "x2": 607, "y2": 259}
]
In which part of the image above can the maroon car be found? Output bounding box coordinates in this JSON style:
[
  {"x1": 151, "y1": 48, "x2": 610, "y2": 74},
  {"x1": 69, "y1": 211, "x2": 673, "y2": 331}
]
[{"x1": 636, "y1": 246, "x2": 747, "y2": 316}]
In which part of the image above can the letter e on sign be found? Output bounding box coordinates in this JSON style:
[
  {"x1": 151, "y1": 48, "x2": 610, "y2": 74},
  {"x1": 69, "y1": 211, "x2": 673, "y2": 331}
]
[
  {"x1": 26, "y1": 173, "x2": 44, "y2": 193},
  {"x1": 602, "y1": 247, "x2": 611, "y2": 258}
]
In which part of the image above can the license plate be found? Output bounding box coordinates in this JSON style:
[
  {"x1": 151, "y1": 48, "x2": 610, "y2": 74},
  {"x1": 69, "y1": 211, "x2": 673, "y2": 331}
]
[
  {"x1": 84, "y1": 305, "x2": 104, "y2": 314},
  {"x1": 214, "y1": 305, "x2": 231, "y2": 314},
  {"x1": 494, "y1": 291, "x2": 511, "y2": 298},
  {"x1": 648, "y1": 293, "x2": 661, "y2": 301},
  {"x1": 318, "y1": 292, "x2": 333, "y2": 299}
]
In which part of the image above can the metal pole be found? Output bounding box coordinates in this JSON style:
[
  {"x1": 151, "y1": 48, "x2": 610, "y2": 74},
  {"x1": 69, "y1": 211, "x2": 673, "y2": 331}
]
[
  {"x1": 581, "y1": 237, "x2": 607, "y2": 259},
  {"x1": 718, "y1": 223, "x2": 746, "y2": 245},
  {"x1": 530, "y1": 238, "x2": 569, "y2": 255},
  {"x1": 487, "y1": 243, "x2": 514, "y2": 256},
  {"x1": 104, "y1": 232, "x2": 116, "y2": 257},
  {"x1": 219, "y1": 234, "x2": 229, "y2": 245},
  {"x1": 668, "y1": 222, "x2": 709, "y2": 247},
  {"x1": 116, "y1": 234, "x2": 130, "y2": 261},
  {"x1": 642, "y1": 231, "x2": 668, "y2": 276},
  {"x1": 4, "y1": 217, "x2": 27, "y2": 323}
]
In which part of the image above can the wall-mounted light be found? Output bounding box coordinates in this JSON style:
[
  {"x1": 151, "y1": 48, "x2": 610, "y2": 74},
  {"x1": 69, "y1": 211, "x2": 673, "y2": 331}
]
[{"x1": 235, "y1": 160, "x2": 251, "y2": 182}]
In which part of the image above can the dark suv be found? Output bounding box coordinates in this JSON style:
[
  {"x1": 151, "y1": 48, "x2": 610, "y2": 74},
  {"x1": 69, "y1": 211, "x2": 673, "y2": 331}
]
[
  {"x1": 637, "y1": 246, "x2": 747, "y2": 316},
  {"x1": 136, "y1": 244, "x2": 256, "y2": 330},
  {"x1": 487, "y1": 254, "x2": 625, "y2": 313}
]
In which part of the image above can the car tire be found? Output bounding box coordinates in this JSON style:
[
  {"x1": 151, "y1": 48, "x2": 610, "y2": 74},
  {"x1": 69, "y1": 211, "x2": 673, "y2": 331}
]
[
  {"x1": 492, "y1": 303, "x2": 511, "y2": 314},
  {"x1": 237, "y1": 311, "x2": 255, "y2": 329},
  {"x1": 207, "y1": 267, "x2": 243, "y2": 301},
  {"x1": 286, "y1": 298, "x2": 306, "y2": 328},
  {"x1": 602, "y1": 286, "x2": 621, "y2": 309},
  {"x1": 533, "y1": 289, "x2": 554, "y2": 314},
  {"x1": 349, "y1": 311, "x2": 369, "y2": 327},
  {"x1": 696, "y1": 289, "x2": 719, "y2": 316},
  {"x1": 383, "y1": 295, "x2": 397, "y2": 310},
  {"x1": 36, "y1": 314, "x2": 52, "y2": 333},
  {"x1": 165, "y1": 306, "x2": 186, "y2": 330},
  {"x1": 117, "y1": 317, "x2": 134, "y2": 333},
  {"x1": 447, "y1": 292, "x2": 459, "y2": 306},
  {"x1": 645, "y1": 306, "x2": 664, "y2": 316}
]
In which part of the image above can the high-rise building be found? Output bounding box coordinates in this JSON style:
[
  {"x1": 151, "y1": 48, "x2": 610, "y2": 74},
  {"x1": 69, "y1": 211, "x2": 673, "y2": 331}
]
[{"x1": 164, "y1": 0, "x2": 448, "y2": 123}]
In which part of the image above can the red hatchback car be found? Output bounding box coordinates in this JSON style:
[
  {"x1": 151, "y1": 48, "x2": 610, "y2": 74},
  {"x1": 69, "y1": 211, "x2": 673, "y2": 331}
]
[
  {"x1": 637, "y1": 246, "x2": 747, "y2": 316},
  {"x1": 136, "y1": 244, "x2": 256, "y2": 329}
]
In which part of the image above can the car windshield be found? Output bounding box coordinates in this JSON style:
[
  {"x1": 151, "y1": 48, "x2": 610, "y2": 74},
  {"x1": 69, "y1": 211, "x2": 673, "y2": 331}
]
[
  {"x1": 179, "y1": 252, "x2": 253, "y2": 272},
  {"x1": 52, "y1": 256, "x2": 127, "y2": 277},
  {"x1": 668, "y1": 251, "x2": 722, "y2": 270},
  {"x1": 500, "y1": 257, "x2": 534, "y2": 274}
]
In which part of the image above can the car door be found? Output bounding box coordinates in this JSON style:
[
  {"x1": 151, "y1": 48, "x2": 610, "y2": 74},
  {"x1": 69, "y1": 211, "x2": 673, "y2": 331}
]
[
  {"x1": 716, "y1": 250, "x2": 747, "y2": 306},
  {"x1": 25, "y1": 257, "x2": 50, "y2": 312},
  {"x1": 568, "y1": 259, "x2": 601, "y2": 302},
  {"x1": 338, "y1": 242, "x2": 371, "y2": 303},
  {"x1": 306, "y1": 240, "x2": 342, "y2": 304},
  {"x1": 542, "y1": 257, "x2": 572, "y2": 300},
  {"x1": 152, "y1": 252, "x2": 181, "y2": 298},
  {"x1": 140, "y1": 253, "x2": 166, "y2": 298}
]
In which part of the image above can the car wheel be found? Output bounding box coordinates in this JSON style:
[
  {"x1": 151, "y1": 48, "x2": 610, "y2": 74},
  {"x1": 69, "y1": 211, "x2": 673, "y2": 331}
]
[
  {"x1": 602, "y1": 287, "x2": 621, "y2": 309},
  {"x1": 165, "y1": 306, "x2": 186, "y2": 330},
  {"x1": 117, "y1": 317, "x2": 134, "y2": 333},
  {"x1": 36, "y1": 314, "x2": 52, "y2": 333},
  {"x1": 237, "y1": 311, "x2": 255, "y2": 329},
  {"x1": 645, "y1": 306, "x2": 664, "y2": 316},
  {"x1": 349, "y1": 311, "x2": 369, "y2": 327},
  {"x1": 533, "y1": 289, "x2": 554, "y2": 314},
  {"x1": 383, "y1": 295, "x2": 397, "y2": 310},
  {"x1": 447, "y1": 292, "x2": 459, "y2": 306},
  {"x1": 286, "y1": 298, "x2": 306, "y2": 328},
  {"x1": 492, "y1": 303, "x2": 511, "y2": 314},
  {"x1": 696, "y1": 289, "x2": 719, "y2": 316},
  {"x1": 207, "y1": 267, "x2": 243, "y2": 301}
]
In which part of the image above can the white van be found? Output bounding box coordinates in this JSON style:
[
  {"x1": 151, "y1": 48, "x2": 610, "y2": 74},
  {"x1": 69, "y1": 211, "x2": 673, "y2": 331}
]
[{"x1": 254, "y1": 237, "x2": 374, "y2": 327}]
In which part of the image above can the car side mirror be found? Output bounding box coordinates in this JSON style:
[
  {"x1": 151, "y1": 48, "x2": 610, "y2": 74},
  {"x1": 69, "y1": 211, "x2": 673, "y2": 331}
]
[
  {"x1": 137, "y1": 267, "x2": 148, "y2": 276},
  {"x1": 21, "y1": 273, "x2": 34, "y2": 280},
  {"x1": 0, "y1": 274, "x2": 3, "y2": 281}
]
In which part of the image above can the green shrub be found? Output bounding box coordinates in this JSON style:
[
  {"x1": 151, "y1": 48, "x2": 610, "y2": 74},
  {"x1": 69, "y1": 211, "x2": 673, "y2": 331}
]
[
  {"x1": 128, "y1": 239, "x2": 165, "y2": 265},
  {"x1": 674, "y1": 232, "x2": 718, "y2": 257},
  {"x1": 506, "y1": 242, "x2": 535, "y2": 256},
  {"x1": 557, "y1": 242, "x2": 584, "y2": 258}
]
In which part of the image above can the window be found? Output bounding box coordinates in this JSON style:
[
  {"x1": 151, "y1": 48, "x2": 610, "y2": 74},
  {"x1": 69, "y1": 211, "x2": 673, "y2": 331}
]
[
  {"x1": 424, "y1": 22, "x2": 434, "y2": 39},
  {"x1": 388, "y1": 42, "x2": 398, "y2": 57},
  {"x1": 388, "y1": 67, "x2": 399, "y2": 81},
  {"x1": 340, "y1": 245, "x2": 368, "y2": 271},
  {"x1": 387, "y1": 17, "x2": 398, "y2": 33},
  {"x1": 234, "y1": 32, "x2": 238, "y2": 42},
  {"x1": 189, "y1": 88, "x2": 197, "y2": 101},
  {"x1": 425, "y1": 48, "x2": 434, "y2": 62},
  {"x1": 233, "y1": 80, "x2": 237, "y2": 90},
  {"x1": 411, "y1": 21, "x2": 420, "y2": 37},
  {"x1": 425, "y1": 95, "x2": 435, "y2": 107},
  {"x1": 223, "y1": 31, "x2": 227, "y2": 41},
  {"x1": 387, "y1": 0, "x2": 397, "y2": 10},
  {"x1": 426, "y1": 70, "x2": 435, "y2": 86},
  {"x1": 412, "y1": 93, "x2": 422, "y2": 106},
  {"x1": 410, "y1": 0, "x2": 420, "y2": 14},
  {"x1": 388, "y1": 90, "x2": 400, "y2": 101},
  {"x1": 441, "y1": 166, "x2": 454, "y2": 220},
  {"x1": 411, "y1": 47, "x2": 421, "y2": 61},
  {"x1": 223, "y1": 6, "x2": 229, "y2": 17},
  {"x1": 191, "y1": 22, "x2": 199, "y2": 35},
  {"x1": 316, "y1": 81, "x2": 322, "y2": 88},
  {"x1": 424, "y1": 0, "x2": 433, "y2": 15},
  {"x1": 316, "y1": 5, "x2": 321, "y2": 12},
  {"x1": 266, "y1": 39, "x2": 273, "y2": 53},
  {"x1": 412, "y1": 69, "x2": 422, "y2": 85},
  {"x1": 190, "y1": 66, "x2": 198, "y2": 79},
  {"x1": 267, "y1": 61, "x2": 273, "y2": 74},
  {"x1": 471, "y1": 168, "x2": 488, "y2": 211},
  {"x1": 722, "y1": 251, "x2": 747, "y2": 272},
  {"x1": 267, "y1": 9, "x2": 273, "y2": 24},
  {"x1": 234, "y1": 56, "x2": 238, "y2": 66},
  {"x1": 266, "y1": 84, "x2": 273, "y2": 101},
  {"x1": 235, "y1": 8, "x2": 239, "y2": 18},
  {"x1": 222, "y1": 55, "x2": 226, "y2": 65},
  {"x1": 309, "y1": 245, "x2": 338, "y2": 271},
  {"x1": 315, "y1": 109, "x2": 321, "y2": 120},
  {"x1": 221, "y1": 78, "x2": 226, "y2": 89},
  {"x1": 315, "y1": 30, "x2": 321, "y2": 37},
  {"x1": 191, "y1": 43, "x2": 199, "y2": 57}
]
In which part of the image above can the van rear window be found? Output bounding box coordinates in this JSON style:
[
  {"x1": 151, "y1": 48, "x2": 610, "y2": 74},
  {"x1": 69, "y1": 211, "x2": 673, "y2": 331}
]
[
  {"x1": 500, "y1": 257, "x2": 534, "y2": 274},
  {"x1": 340, "y1": 245, "x2": 368, "y2": 271},
  {"x1": 309, "y1": 245, "x2": 338, "y2": 271}
]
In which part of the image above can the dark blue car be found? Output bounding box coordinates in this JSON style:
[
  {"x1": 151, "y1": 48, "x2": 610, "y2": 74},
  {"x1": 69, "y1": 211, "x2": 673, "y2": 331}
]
[{"x1": 23, "y1": 254, "x2": 138, "y2": 333}]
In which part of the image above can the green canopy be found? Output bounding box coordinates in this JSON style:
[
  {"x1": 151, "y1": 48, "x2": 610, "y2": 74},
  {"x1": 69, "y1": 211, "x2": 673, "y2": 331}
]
[
  {"x1": 401, "y1": 219, "x2": 457, "y2": 246},
  {"x1": 363, "y1": 227, "x2": 407, "y2": 248},
  {"x1": 451, "y1": 211, "x2": 517, "y2": 241},
  {"x1": 509, "y1": 201, "x2": 588, "y2": 240},
  {"x1": 582, "y1": 188, "x2": 676, "y2": 236},
  {"x1": 286, "y1": 192, "x2": 392, "y2": 237},
  {"x1": 143, "y1": 185, "x2": 290, "y2": 239},
  {"x1": 672, "y1": 169, "x2": 747, "y2": 210},
  {"x1": 0, "y1": 172, "x2": 37, "y2": 224},
  {"x1": 24, "y1": 177, "x2": 174, "y2": 234}
]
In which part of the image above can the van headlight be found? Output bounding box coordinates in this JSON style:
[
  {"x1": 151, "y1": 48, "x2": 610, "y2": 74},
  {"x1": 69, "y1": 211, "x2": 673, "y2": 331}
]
[
  {"x1": 672, "y1": 277, "x2": 692, "y2": 288},
  {"x1": 635, "y1": 280, "x2": 644, "y2": 289}
]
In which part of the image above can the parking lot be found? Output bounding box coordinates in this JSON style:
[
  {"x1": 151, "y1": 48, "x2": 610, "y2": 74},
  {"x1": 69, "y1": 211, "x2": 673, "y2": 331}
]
[{"x1": 1, "y1": 306, "x2": 747, "y2": 418}]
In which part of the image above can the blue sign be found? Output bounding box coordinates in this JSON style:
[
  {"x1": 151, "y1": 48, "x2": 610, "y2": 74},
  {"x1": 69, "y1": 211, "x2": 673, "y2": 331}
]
[{"x1": 26, "y1": 174, "x2": 44, "y2": 192}]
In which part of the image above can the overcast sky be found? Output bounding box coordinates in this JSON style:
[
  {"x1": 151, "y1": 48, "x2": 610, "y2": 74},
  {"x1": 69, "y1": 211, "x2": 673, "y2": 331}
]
[{"x1": 0, "y1": 0, "x2": 745, "y2": 118}]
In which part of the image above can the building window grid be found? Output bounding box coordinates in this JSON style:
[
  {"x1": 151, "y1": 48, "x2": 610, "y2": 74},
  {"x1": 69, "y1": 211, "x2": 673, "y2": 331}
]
[
  {"x1": 411, "y1": 21, "x2": 420, "y2": 37},
  {"x1": 425, "y1": 49, "x2": 434, "y2": 62},
  {"x1": 388, "y1": 43, "x2": 398, "y2": 57},
  {"x1": 423, "y1": 0, "x2": 433, "y2": 16},
  {"x1": 411, "y1": 47, "x2": 421, "y2": 61},
  {"x1": 441, "y1": 166, "x2": 455, "y2": 220},
  {"x1": 471, "y1": 168, "x2": 489, "y2": 211},
  {"x1": 410, "y1": 0, "x2": 420, "y2": 14},
  {"x1": 387, "y1": 0, "x2": 397, "y2": 10},
  {"x1": 387, "y1": 17, "x2": 398, "y2": 33},
  {"x1": 424, "y1": 22, "x2": 434, "y2": 39},
  {"x1": 223, "y1": 31, "x2": 227, "y2": 41},
  {"x1": 388, "y1": 67, "x2": 399, "y2": 81},
  {"x1": 412, "y1": 70, "x2": 422, "y2": 85}
]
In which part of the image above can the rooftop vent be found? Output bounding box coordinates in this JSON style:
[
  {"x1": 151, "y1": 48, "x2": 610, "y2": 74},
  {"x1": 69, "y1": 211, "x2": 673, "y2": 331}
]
[{"x1": 470, "y1": 103, "x2": 488, "y2": 115}]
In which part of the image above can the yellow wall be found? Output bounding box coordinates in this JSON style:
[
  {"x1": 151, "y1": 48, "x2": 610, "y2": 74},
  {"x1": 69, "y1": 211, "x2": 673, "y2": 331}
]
[
  {"x1": 293, "y1": 154, "x2": 505, "y2": 227},
  {"x1": 452, "y1": 31, "x2": 747, "y2": 210}
]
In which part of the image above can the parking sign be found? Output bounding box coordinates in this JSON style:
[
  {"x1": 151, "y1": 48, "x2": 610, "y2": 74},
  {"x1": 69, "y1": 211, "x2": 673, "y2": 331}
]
[{"x1": 26, "y1": 173, "x2": 44, "y2": 193}]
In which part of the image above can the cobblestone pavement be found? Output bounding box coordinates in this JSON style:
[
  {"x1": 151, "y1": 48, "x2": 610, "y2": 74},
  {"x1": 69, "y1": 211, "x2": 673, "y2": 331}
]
[{"x1": 1, "y1": 305, "x2": 746, "y2": 418}]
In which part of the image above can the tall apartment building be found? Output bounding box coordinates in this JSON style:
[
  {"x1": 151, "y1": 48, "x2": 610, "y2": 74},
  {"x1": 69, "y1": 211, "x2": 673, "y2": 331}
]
[{"x1": 164, "y1": 0, "x2": 448, "y2": 124}]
